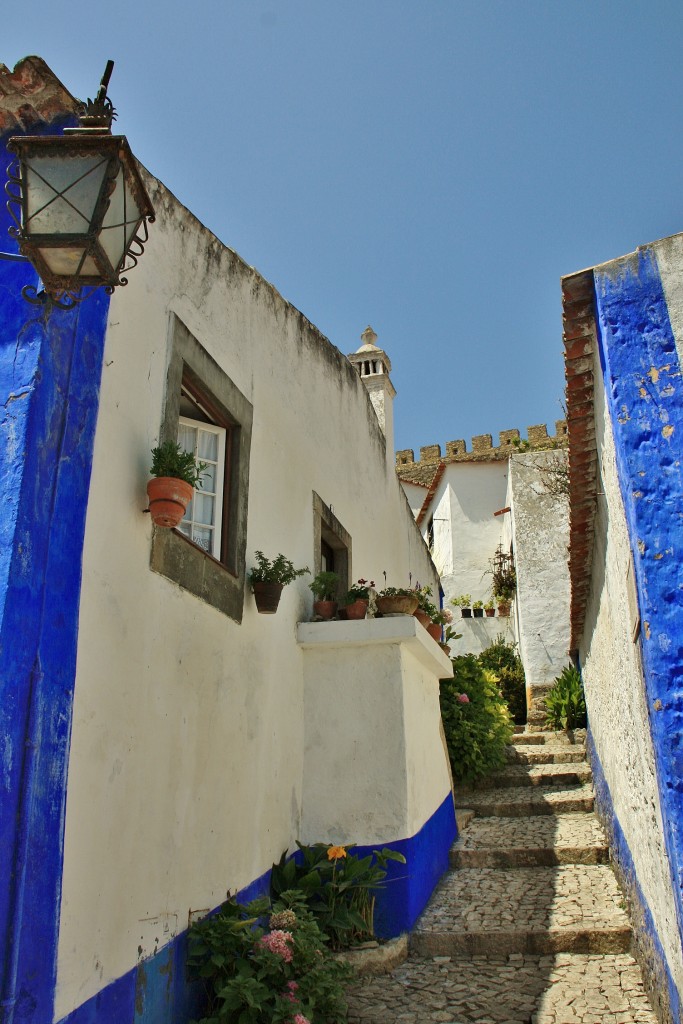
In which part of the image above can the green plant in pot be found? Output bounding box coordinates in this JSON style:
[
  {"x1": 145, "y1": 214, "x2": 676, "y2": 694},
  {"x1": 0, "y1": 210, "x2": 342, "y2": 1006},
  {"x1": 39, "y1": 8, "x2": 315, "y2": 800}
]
[
  {"x1": 309, "y1": 570, "x2": 340, "y2": 620},
  {"x1": 472, "y1": 599, "x2": 484, "y2": 618},
  {"x1": 147, "y1": 440, "x2": 208, "y2": 529},
  {"x1": 248, "y1": 551, "x2": 309, "y2": 614},
  {"x1": 377, "y1": 583, "x2": 419, "y2": 616},
  {"x1": 451, "y1": 594, "x2": 472, "y2": 618},
  {"x1": 484, "y1": 599, "x2": 495, "y2": 617},
  {"x1": 341, "y1": 578, "x2": 375, "y2": 620}
]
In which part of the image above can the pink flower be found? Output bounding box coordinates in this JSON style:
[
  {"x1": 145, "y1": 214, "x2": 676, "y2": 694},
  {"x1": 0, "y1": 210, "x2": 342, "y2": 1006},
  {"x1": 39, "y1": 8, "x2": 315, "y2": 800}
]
[
  {"x1": 283, "y1": 980, "x2": 300, "y2": 1003},
  {"x1": 293, "y1": 1015, "x2": 311, "y2": 1024},
  {"x1": 457, "y1": 693, "x2": 470, "y2": 704},
  {"x1": 258, "y1": 929, "x2": 294, "y2": 962}
]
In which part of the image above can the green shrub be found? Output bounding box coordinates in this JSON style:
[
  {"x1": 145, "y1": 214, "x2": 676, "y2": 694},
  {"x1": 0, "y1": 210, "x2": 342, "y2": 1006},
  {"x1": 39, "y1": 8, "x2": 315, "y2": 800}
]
[
  {"x1": 270, "y1": 842, "x2": 405, "y2": 951},
  {"x1": 479, "y1": 634, "x2": 527, "y2": 724},
  {"x1": 544, "y1": 664, "x2": 587, "y2": 730},
  {"x1": 440, "y1": 655, "x2": 514, "y2": 784},
  {"x1": 187, "y1": 891, "x2": 351, "y2": 1023}
]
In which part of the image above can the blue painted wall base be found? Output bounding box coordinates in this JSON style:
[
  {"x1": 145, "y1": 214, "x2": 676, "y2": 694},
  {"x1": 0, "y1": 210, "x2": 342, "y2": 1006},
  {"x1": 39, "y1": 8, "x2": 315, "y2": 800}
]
[
  {"x1": 57, "y1": 793, "x2": 456, "y2": 1023},
  {"x1": 588, "y1": 732, "x2": 681, "y2": 1024}
]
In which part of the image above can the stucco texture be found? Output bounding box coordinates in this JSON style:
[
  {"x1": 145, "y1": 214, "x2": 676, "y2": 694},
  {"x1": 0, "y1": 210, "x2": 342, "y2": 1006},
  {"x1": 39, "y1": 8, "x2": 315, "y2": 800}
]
[{"x1": 54, "y1": 170, "x2": 440, "y2": 1017}]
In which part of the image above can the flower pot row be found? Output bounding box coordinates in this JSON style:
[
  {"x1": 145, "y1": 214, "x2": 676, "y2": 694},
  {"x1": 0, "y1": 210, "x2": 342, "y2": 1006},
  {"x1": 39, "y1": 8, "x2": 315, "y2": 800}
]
[{"x1": 459, "y1": 605, "x2": 510, "y2": 618}]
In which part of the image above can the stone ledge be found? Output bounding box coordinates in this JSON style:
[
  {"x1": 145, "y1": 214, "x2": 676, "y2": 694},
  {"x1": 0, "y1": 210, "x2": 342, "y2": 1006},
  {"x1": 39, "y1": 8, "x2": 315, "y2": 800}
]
[
  {"x1": 297, "y1": 616, "x2": 453, "y2": 676},
  {"x1": 335, "y1": 934, "x2": 408, "y2": 976}
]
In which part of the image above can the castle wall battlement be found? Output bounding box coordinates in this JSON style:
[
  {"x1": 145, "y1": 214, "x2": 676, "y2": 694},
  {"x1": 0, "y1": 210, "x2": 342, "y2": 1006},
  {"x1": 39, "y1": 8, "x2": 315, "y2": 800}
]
[{"x1": 396, "y1": 420, "x2": 567, "y2": 471}]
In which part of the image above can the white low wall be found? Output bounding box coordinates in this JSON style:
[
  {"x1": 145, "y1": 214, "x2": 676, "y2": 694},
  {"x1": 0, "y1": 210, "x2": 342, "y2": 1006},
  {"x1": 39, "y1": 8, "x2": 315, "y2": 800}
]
[{"x1": 297, "y1": 616, "x2": 453, "y2": 845}]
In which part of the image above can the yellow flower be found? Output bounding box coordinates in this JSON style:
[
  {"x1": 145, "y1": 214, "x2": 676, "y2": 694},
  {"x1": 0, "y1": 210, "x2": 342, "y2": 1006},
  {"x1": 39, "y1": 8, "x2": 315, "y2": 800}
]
[{"x1": 327, "y1": 845, "x2": 347, "y2": 861}]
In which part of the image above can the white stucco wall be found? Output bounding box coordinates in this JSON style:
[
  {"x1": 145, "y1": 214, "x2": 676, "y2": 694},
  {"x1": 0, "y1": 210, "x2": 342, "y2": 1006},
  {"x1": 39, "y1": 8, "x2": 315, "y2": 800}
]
[
  {"x1": 55, "y1": 173, "x2": 439, "y2": 1018},
  {"x1": 508, "y1": 451, "x2": 571, "y2": 695},
  {"x1": 297, "y1": 618, "x2": 453, "y2": 845},
  {"x1": 580, "y1": 347, "x2": 683, "y2": 1001},
  {"x1": 402, "y1": 481, "x2": 428, "y2": 519},
  {"x1": 437, "y1": 462, "x2": 509, "y2": 606}
]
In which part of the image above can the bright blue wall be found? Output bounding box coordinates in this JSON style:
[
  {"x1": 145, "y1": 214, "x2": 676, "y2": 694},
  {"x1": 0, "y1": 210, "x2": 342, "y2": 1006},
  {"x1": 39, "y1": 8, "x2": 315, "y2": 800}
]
[
  {"x1": 0, "y1": 120, "x2": 111, "y2": 1024},
  {"x1": 593, "y1": 247, "x2": 683, "y2": 975}
]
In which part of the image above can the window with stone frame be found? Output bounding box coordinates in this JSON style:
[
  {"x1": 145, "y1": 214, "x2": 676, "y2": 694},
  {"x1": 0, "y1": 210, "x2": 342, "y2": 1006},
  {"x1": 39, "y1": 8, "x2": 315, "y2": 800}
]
[{"x1": 151, "y1": 317, "x2": 253, "y2": 622}]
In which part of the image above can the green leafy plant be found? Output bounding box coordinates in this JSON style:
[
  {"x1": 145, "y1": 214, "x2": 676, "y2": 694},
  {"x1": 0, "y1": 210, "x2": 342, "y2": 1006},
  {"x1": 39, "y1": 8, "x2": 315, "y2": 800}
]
[
  {"x1": 187, "y1": 891, "x2": 351, "y2": 1023},
  {"x1": 479, "y1": 635, "x2": 527, "y2": 724},
  {"x1": 450, "y1": 594, "x2": 471, "y2": 609},
  {"x1": 431, "y1": 607, "x2": 453, "y2": 626},
  {"x1": 150, "y1": 440, "x2": 207, "y2": 488},
  {"x1": 309, "y1": 571, "x2": 339, "y2": 601},
  {"x1": 472, "y1": 600, "x2": 483, "y2": 610},
  {"x1": 544, "y1": 664, "x2": 587, "y2": 731},
  {"x1": 484, "y1": 599, "x2": 495, "y2": 611},
  {"x1": 248, "y1": 552, "x2": 310, "y2": 586},
  {"x1": 440, "y1": 655, "x2": 513, "y2": 784},
  {"x1": 378, "y1": 586, "x2": 414, "y2": 597},
  {"x1": 342, "y1": 579, "x2": 375, "y2": 604},
  {"x1": 444, "y1": 625, "x2": 462, "y2": 645},
  {"x1": 270, "y1": 842, "x2": 406, "y2": 951},
  {"x1": 413, "y1": 585, "x2": 439, "y2": 619}
]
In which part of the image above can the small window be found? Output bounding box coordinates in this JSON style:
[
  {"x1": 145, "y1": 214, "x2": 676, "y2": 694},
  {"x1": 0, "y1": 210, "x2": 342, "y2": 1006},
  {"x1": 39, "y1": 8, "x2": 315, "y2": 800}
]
[
  {"x1": 150, "y1": 317, "x2": 253, "y2": 622},
  {"x1": 177, "y1": 416, "x2": 226, "y2": 558}
]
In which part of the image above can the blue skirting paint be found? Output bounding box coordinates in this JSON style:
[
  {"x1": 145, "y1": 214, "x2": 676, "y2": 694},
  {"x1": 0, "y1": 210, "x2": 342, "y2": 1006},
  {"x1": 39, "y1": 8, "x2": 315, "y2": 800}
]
[
  {"x1": 593, "y1": 248, "x2": 683, "y2": 983},
  {"x1": 355, "y1": 790, "x2": 457, "y2": 938},
  {"x1": 588, "y1": 731, "x2": 681, "y2": 1022},
  {"x1": 57, "y1": 793, "x2": 456, "y2": 1023}
]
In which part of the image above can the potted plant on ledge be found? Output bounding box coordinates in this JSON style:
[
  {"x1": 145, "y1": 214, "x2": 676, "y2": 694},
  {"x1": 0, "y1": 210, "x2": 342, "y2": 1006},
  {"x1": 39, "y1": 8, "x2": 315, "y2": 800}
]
[
  {"x1": 412, "y1": 585, "x2": 437, "y2": 628},
  {"x1": 376, "y1": 585, "x2": 419, "y2": 617},
  {"x1": 147, "y1": 441, "x2": 207, "y2": 529},
  {"x1": 341, "y1": 579, "x2": 375, "y2": 620},
  {"x1": 472, "y1": 600, "x2": 484, "y2": 618},
  {"x1": 309, "y1": 570, "x2": 340, "y2": 620},
  {"x1": 451, "y1": 594, "x2": 472, "y2": 618},
  {"x1": 248, "y1": 551, "x2": 309, "y2": 614},
  {"x1": 484, "y1": 599, "x2": 496, "y2": 617}
]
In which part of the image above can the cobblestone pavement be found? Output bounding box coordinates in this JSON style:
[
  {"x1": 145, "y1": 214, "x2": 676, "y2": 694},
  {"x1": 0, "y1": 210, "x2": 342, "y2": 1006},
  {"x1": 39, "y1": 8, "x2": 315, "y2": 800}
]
[
  {"x1": 347, "y1": 953, "x2": 658, "y2": 1024},
  {"x1": 345, "y1": 734, "x2": 658, "y2": 1023}
]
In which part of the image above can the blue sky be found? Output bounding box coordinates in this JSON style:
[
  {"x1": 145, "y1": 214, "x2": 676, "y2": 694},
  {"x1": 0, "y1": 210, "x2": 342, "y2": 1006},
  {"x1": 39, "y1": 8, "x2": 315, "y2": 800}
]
[{"x1": 6, "y1": 2, "x2": 683, "y2": 452}]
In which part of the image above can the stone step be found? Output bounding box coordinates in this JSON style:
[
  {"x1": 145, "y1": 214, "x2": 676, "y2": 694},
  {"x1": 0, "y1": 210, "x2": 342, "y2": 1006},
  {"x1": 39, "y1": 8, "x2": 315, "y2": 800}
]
[
  {"x1": 469, "y1": 762, "x2": 592, "y2": 790},
  {"x1": 507, "y1": 744, "x2": 586, "y2": 765},
  {"x1": 512, "y1": 732, "x2": 546, "y2": 745},
  {"x1": 346, "y1": 952, "x2": 657, "y2": 1024},
  {"x1": 450, "y1": 814, "x2": 609, "y2": 868},
  {"x1": 455, "y1": 784, "x2": 595, "y2": 817},
  {"x1": 410, "y1": 865, "x2": 632, "y2": 957}
]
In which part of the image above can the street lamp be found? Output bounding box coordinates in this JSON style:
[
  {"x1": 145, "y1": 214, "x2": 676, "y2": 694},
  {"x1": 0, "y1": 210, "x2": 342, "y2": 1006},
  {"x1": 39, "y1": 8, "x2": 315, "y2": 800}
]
[{"x1": 3, "y1": 60, "x2": 154, "y2": 309}]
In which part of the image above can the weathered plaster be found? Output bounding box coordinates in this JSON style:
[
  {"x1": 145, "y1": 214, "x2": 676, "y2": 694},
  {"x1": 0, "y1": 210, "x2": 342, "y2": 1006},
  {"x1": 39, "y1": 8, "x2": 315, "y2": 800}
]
[
  {"x1": 508, "y1": 451, "x2": 571, "y2": 701},
  {"x1": 53, "y1": 163, "x2": 440, "y2": 1019}
]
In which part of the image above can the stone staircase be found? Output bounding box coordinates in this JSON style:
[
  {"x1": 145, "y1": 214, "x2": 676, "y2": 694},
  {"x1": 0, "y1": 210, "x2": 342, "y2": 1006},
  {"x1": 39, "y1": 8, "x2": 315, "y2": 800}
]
[{"x1": 346, "y1": 732, "x2": 659, "y2": 1023}]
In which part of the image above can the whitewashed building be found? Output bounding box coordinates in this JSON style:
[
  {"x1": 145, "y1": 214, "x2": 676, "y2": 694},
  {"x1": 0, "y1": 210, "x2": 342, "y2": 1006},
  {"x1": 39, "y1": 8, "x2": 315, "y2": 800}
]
[{"x1": 0, "y1": 58, "x2": 454, "y2": 1024}]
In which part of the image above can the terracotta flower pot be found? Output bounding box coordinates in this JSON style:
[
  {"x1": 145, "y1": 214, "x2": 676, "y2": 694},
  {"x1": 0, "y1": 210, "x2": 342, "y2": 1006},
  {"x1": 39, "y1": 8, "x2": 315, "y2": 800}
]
[
  {"x1": 497, "y1": 602, "x2": 510, "y2": 617},
  {"x1": 146, "y1": 476, "x2": 193, "y2": 529},
  {"x1": 439, "y1": 643, "x2": 451, "y2": 657},
  {"x1": 313, "y1": 599, "x2": 337, "y2": 620},
  {"x1": 485, "y1": 608, "x2": 495, "y2": 617},
  {"x1": 345, "y1": 599, "x2": 368, "y2": 620},
  {"x1": 427, "y1": 622, "x2": 442, "y2": 642},
  {"x1": 377, "y1": 594, "x2": 419, "y2": 616},
  {"x1": 414, "y1": 609, "x2": 431, "y2": 628},
  {"x1": 252, "y1": 582, "x2": 284, "y2": 614}
]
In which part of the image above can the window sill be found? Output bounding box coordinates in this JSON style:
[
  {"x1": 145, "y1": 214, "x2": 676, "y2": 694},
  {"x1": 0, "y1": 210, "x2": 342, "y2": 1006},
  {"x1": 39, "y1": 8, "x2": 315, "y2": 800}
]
[{"x1": 151, "y1": 526, "x2": 244, "y2": 622}]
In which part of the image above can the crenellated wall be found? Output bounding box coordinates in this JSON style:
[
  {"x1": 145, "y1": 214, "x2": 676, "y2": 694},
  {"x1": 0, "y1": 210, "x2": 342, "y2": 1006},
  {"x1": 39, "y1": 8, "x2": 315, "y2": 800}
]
[{"x1": 396, "y1": 421, "x2": 568, "y2": 485}]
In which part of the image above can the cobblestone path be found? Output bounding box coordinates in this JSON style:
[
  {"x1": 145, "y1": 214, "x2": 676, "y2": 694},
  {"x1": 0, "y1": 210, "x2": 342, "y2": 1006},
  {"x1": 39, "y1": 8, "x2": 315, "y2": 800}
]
[{"x1": 346, "y1": 732, "x2": 658, "y2": 1024}]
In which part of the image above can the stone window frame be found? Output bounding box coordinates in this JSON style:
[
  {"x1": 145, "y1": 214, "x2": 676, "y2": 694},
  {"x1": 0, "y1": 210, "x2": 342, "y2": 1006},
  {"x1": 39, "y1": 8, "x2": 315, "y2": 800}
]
[
  {"x1": 312, "y1": 493, "x2": 351, "y2": 595},
  {"x1": 150, "y1": 317, "x2": 253, "y2": 622}
]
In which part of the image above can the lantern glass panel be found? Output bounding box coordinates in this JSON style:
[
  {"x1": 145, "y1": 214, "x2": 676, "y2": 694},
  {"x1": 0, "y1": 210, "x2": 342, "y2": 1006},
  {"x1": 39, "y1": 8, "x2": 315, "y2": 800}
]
[
  {"x1": 98, "y1": 165, "x2": 142, "y2": 273},
  {"x1": 37, "y1": 247, "x2": 99, "y2": 277},
  {"x1": 24, "y1": 154, "x2": 109, "y2": 235}
]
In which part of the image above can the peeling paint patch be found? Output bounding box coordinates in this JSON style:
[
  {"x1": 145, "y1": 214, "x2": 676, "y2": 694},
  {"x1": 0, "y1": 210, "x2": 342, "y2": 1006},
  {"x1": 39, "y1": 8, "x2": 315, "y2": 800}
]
[
  {"x1": 662, "y1": 424, "x2": 675, "y2": 440},
  {"x1": 638, "y1": 540, "x2": 646, "y2": 555},
  {"x1": 644, "y1": 620, "x2": 651, "y2": 639}
]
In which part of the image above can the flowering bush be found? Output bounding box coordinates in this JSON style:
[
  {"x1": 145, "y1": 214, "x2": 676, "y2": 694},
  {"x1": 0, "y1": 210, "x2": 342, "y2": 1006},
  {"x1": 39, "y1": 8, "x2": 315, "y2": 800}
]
[
  {"x1": 187, "y1": 892, "x2": 351, "y2": 1023},
  {"x1": 440, "y1": 654, "x2": 513, "y2": 784},
  {"x1": 271, "y1": 842, "x2": 406, "y2": 951}
]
